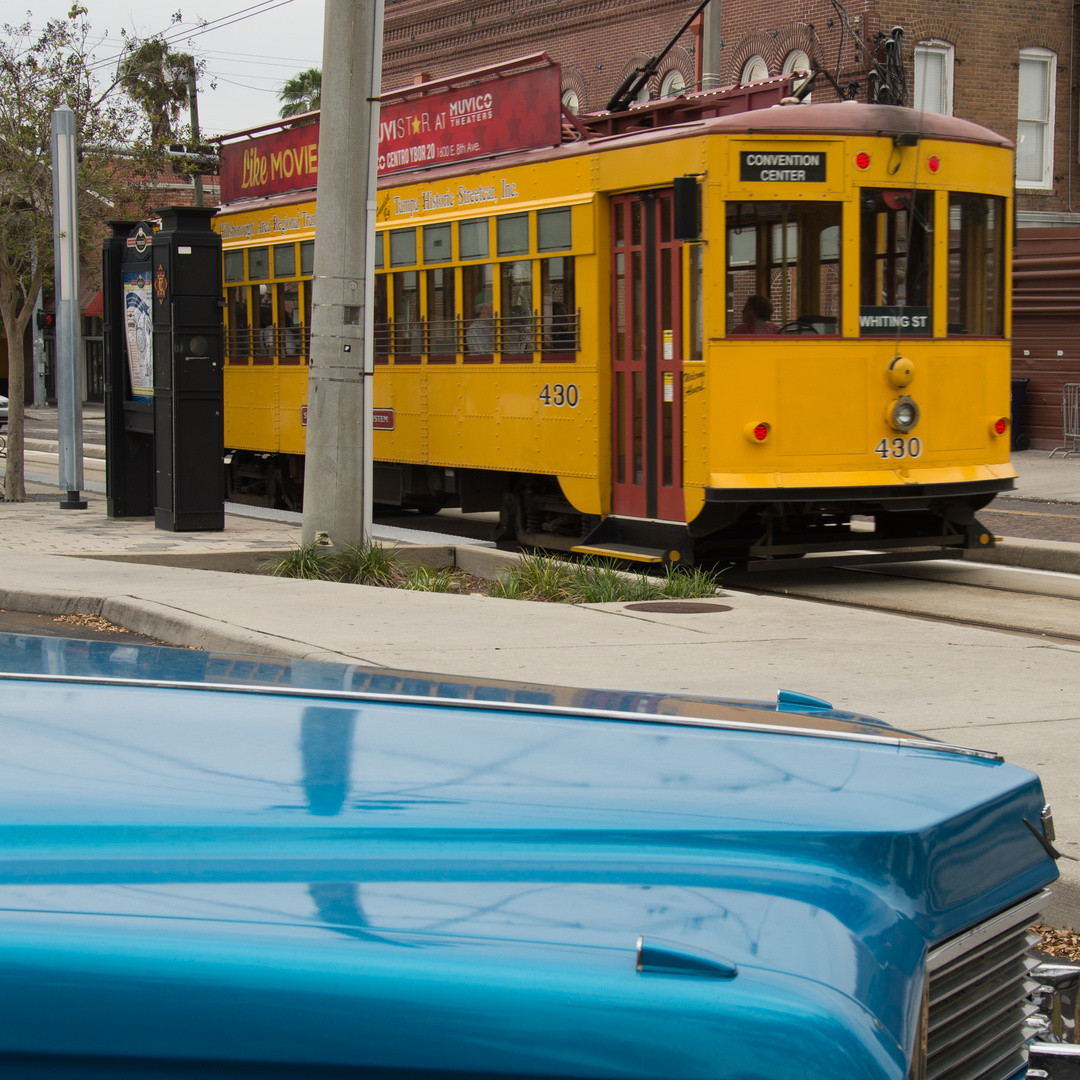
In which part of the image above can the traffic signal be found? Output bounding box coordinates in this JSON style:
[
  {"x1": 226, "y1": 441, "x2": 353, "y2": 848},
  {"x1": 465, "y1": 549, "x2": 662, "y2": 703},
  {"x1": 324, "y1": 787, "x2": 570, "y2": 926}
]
[{"x1": 36, "y1": 310, "x2": 56, "y2": 332}]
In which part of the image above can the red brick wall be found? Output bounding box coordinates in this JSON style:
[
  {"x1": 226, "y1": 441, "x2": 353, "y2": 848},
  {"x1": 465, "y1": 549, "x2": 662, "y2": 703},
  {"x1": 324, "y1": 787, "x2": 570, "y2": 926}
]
[
  {"x1": 384, "y1": 0, "x2": 1078, "y2": 215},
  {"x1": 384, "y1": 0, "x2": 699, "y2": 112}
]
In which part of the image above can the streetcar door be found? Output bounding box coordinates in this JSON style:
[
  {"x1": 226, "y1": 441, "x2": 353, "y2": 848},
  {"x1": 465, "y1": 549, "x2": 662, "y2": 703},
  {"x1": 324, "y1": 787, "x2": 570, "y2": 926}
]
[{"x1": 610, "y1": 191, "x2": 684, "y2": 521}]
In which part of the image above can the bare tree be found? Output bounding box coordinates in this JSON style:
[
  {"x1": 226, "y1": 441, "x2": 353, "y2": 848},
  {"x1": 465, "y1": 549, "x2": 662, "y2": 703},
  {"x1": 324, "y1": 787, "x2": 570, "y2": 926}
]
[{"x1": 0, "y1": 11, "x2": 150, "y2": 500}]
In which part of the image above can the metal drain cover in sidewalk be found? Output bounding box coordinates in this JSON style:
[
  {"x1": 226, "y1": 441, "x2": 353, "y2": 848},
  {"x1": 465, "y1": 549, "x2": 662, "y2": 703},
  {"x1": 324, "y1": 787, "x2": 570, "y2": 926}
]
[{"x1": 624, "y1": 602, "x2": 732, "y2": 614}]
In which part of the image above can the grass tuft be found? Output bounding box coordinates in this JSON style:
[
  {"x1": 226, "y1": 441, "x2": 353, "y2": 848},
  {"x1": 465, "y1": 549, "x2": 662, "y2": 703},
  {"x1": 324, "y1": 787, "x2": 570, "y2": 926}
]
[
  {"x1": 660, "y1": 563, "x2": 724, "y2": 598},
  {"x1": 400, "y1": 564, "x2": 460, "y2": 592},
  {"x1": 267, "y1": 542, "x2": 334, "y2": 580},
  {"x1": 332, "y1": 541, "x2": 402, "y2": 586}
]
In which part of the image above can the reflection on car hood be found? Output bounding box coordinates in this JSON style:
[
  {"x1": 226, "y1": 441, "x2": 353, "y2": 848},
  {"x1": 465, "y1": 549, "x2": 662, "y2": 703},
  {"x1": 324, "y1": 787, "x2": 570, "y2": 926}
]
[{"x1": 0, "y1": 634, "x2": 1058, "y2": 1077}]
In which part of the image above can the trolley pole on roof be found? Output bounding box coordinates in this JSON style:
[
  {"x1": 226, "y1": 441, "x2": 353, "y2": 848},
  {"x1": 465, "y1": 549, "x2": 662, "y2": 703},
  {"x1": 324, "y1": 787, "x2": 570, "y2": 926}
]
[{"x1": 301, "y1": 0, "x2": 385, "y2": 550}]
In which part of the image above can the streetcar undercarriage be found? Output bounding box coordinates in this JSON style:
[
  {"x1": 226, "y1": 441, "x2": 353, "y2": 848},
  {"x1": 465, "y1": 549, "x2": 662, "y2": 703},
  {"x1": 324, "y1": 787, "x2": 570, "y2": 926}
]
[{"x1": 225, "y1": 453, "x2": 1006, "y2": 570}]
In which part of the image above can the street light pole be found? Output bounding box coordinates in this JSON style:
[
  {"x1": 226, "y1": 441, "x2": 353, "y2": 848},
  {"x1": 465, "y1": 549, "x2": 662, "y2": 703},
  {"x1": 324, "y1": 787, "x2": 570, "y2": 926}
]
[{"x1": 51, "y1": 104, "x2": 86, "y2": 510}]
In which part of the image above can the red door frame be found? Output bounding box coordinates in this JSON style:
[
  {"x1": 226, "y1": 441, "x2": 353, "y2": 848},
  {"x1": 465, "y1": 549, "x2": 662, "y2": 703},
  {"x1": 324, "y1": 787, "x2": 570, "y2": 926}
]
[{"x1": 610, "y1": 191, "x2": 684, "y2": 521}]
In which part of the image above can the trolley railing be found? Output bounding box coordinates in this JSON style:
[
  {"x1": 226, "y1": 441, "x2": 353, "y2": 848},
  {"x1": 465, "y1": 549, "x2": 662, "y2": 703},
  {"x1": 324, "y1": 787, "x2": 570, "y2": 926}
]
[{"x1": 1049, "y1": 383, "x2": 1080, "y2": 459}]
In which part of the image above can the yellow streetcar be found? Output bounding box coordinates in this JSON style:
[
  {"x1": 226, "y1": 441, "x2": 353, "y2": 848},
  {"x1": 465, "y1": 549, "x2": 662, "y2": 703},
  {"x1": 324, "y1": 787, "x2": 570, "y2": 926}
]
[{"x1": 215, "y1": 58, "x2": 1015, "y2": 568}]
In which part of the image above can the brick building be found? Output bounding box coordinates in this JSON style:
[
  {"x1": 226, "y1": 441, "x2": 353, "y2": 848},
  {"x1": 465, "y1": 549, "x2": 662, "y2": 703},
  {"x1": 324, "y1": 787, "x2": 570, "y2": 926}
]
[
  {"x1": 386, "y1": 0, "x2": 1076, "y2": 224},
  {"x1": 384, "y1": 0, "x2": 1080, "y2": 448}
]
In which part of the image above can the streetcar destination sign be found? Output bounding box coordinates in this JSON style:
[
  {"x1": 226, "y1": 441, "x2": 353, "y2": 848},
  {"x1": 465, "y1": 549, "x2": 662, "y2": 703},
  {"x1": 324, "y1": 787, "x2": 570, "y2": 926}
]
[{"x1": 740, "y1": 151, "x2": 826, "y2": 183}]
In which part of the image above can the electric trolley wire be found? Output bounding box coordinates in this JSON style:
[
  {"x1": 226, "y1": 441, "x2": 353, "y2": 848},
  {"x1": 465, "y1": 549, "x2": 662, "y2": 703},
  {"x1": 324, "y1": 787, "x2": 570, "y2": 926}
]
[{"x1": 84, "y1": 0, "x2": 299, "y2": 76}]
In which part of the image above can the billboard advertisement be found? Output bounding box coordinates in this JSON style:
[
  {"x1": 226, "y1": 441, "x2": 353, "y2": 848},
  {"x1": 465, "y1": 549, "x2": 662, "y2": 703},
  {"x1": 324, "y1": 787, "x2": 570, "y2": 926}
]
[{"x1": 219, "y1": 63, "x2": 562, "y2": 203}]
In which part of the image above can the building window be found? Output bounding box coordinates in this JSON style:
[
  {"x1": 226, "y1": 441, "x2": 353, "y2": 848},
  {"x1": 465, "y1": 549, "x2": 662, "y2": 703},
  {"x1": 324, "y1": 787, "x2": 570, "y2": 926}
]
[
  {"x1": 660, "y1": 70, "x2": 685, "y2": 98},
  {"x1": 561, "y1": 88, "x2": 580, "y2": 115},
  {"x1": 742, "y1": 56, "x2": 768, "y2": 83},
  {"x1": 914, "y1": 41, "x2": 953, "y2": 115},
  {"x1": 782, "y1": 50, "x2": 811, "y2": 101},
  {"x1": 1017, "y1": 48, "x2": 1055, "y2": 189}
]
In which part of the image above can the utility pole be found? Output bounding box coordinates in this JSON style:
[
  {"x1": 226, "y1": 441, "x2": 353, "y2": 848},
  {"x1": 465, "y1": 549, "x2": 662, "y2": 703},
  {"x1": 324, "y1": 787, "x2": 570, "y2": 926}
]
[
  {"x1": 51, "y1": 104, "x2": 86, "y2": 510},
  {"x1": 188, "y1": 71, "x2": 204, "y2": 208},
  {"x1": 301, "y1": 0, "x2": 384, "y2": 549}
]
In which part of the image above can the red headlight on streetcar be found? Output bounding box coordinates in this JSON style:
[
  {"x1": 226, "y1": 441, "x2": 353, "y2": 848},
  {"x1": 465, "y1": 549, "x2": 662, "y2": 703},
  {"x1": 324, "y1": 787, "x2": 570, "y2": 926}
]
[
  {"x1": 745, "y1": 421, "x2": 771, "y2": 443},
  {"x1": 992, "y1": 417, "x2": 1010, "y2": 436},
  {"x1": 855, "y1": 152, "x2": 871, "y2": 170}
]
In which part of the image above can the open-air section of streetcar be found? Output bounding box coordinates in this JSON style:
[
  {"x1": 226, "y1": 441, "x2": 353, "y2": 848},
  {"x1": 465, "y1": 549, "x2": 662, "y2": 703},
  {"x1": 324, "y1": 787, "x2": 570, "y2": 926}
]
[{"x1": 215, "y1": 58, "x2": 1016, "y2": 571}]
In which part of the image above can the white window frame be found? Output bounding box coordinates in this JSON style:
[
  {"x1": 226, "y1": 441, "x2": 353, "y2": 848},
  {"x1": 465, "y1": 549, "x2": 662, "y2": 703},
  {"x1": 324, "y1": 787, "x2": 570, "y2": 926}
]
[
  {"x1": 913, "y1": 41, "x2": 953, "y2": 115},
  {"x1": 782, "y1": 50, "x2": 811, "y2": 101},
  {"x1": 1017, "y1": 47, "x2": 1056, "y2": 190},
  {"x1": 742, "y1": 55, "x2": 769, "y2": 83}
]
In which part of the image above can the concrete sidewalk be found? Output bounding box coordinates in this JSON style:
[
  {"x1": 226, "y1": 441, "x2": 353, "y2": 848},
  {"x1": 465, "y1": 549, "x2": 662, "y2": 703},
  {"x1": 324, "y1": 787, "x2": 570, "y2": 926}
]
[{"x1": 1, "y1": 451, "x2": 1080, "y2": 927}]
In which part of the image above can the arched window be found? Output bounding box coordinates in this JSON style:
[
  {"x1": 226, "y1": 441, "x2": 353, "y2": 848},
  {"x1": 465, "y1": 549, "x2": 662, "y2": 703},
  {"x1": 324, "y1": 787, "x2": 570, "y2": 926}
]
[
  {"x1": 782, "y1": 50, "x2": 811, "y2": 101},
  {"x1": 742, "y1": 55, "x2": 769, "y2": 83},
  {"x1": 914, "y1": 40, "x2": 953, "y2": 115},
  {"x1": 561, "y1": 88, "x2": 580, "y2": 115},
  {"x1": 660, "y1": 69, "x2": 686, "y2": 98},
  {"x1": 1017, "y1": 47, "x2": 1056, "y2": 189}
]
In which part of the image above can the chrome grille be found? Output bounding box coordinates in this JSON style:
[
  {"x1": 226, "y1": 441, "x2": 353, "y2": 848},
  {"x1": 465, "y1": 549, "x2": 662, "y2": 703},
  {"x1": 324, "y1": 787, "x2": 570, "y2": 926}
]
[{"x1": 925, "y1": 890, "x2": 1051, "y2": 1080}]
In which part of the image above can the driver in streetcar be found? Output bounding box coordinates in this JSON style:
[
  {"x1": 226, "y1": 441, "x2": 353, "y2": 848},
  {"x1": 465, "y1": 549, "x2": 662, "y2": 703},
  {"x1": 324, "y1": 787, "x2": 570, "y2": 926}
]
[{"x1": 732, "y1": 294, "x2": 780, "y2": 335}]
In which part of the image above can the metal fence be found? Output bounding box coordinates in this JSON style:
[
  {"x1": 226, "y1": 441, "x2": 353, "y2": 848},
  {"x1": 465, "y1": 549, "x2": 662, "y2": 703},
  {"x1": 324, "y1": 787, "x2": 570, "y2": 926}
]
[{"x1": 1049, "y1": 383, "x2": 1080, "y2": 459}]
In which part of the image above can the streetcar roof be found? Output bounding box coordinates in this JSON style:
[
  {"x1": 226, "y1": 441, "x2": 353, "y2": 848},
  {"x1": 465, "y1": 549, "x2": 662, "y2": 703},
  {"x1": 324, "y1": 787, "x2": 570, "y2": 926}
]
[{"x1": 703, "y1": 100, "x2": 1015, "y2": 148}]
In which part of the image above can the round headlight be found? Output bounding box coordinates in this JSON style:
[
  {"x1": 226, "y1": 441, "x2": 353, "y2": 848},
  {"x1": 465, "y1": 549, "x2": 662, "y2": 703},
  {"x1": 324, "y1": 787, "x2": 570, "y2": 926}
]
[{"x1": 888, "y1": 396, "x2": 920, "y2": 433}]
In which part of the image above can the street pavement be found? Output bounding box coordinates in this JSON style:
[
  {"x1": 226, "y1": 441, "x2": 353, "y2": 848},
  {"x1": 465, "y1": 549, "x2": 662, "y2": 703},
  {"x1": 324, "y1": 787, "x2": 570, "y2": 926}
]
[{"x1": 2, "y1": 424, "x2": 1080, "y2": 928}]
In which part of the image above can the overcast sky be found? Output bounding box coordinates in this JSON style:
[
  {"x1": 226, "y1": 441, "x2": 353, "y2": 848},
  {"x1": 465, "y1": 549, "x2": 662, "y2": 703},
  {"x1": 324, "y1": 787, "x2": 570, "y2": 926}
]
[{"x1": 24, "y1": 0, "x2": 325, "y2": 137}]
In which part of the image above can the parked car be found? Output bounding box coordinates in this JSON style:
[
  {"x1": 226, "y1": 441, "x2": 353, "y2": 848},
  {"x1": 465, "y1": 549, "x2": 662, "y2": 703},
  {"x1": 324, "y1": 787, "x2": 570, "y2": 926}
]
[
  {"x1": 0, "y1": 393, "x2": 7, "y2": 427},
  {"x1": 0, "y1": 633, "x2": 1067, "y2": 1079}
]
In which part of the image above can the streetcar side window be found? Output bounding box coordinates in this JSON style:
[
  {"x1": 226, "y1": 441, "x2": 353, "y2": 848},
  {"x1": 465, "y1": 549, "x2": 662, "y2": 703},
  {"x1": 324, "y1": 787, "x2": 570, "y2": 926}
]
[
  {"x1": 372, "y1": 233, "x2": 383, "y2": 271},
  {"x1": 427, "y1": 267, "x2": 457, "y2": 359},
  {"x1": 859, "y1": 189, "x2": 933, "y2": 336},
  {"x1": 300, "y1": 241, "x2": 315, "y2": 275},
  {"x1": 423, "y1": 224, "x2": 452, "y2": 264},
  {"x1": 226, "y1": 286, "x2": 250, "y2": 364},
  {"x1": 224, "y1": 251, "x2": 244, "y2": 284},
  {"x1": 463, "y1": 264, "x2": 495, "y2": 360},
  {"x1": 725, "y1": 202, "x2": 841, "y2": 334},
  {"x1": 390, "y1": 228, "x2": 417, "y2": 267},
  {"x1": 497, "y1": 214, "x2": 529, "y2": 256},
  {"x1": 538, "y1": 209, "x2": 572, "y2": 252},
  {"x1": 392, "y1": 270, "x2": 421, "y2": 362},
  {"x1": 500, "y1": 260, "x2": 534, "y2": 359},
  {"x1": 374, "y1": 274, "x2": 389, "y2": 363},
  {"x1": 541, "y1": 257, "x2": 577, "y2": 356},
  {"x1": 459, "y1": 218, "x2": 489, "y2": 260},
  {"x1": 948, "y1": 194, "x2": 1005, "y2": 337},
  {"x1": 273, "y1": 243, "x2": 295, "y2": 278},
  {"x1": 248, "y1": 247, "x2": 270, "y2": 281},
  {"x1": 276, "y1": 280, "x2": 302, "y2": 363}
]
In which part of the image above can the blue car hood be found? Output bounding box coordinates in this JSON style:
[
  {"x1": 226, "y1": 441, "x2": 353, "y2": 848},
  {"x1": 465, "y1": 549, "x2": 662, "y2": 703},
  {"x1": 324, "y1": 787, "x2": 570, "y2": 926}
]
[{"x1": 0, "y1": 635, "x2": 1058, "y2": 1078}]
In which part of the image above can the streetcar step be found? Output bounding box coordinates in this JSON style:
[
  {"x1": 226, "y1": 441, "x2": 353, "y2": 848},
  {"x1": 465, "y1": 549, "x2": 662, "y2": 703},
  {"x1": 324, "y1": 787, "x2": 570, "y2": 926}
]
[
  {"x1": 571, "y1": 544, "x2": 665, "y2": 563},
  {"x1": 573, "y1": 516, "x2": 693, "y2": 565}
]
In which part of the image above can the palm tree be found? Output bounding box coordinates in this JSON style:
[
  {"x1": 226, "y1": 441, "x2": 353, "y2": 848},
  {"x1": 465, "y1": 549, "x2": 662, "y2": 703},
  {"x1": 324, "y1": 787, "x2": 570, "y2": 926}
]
[{"x1": 279, "y1": 68, "x2": 322, "y2": 118}]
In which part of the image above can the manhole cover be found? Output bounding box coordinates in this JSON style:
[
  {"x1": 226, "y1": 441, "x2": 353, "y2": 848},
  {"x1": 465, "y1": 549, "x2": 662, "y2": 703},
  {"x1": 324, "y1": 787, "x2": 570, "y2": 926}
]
[{"x1": 624, "y1": 602, "x2": 732, "y2": 614}]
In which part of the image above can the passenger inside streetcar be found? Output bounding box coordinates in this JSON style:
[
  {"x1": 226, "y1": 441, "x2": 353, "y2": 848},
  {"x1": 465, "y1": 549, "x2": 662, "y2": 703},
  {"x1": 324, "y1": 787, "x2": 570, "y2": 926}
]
[{"x1": 731, "y1": 294, "x2": 780, "y2": 335}]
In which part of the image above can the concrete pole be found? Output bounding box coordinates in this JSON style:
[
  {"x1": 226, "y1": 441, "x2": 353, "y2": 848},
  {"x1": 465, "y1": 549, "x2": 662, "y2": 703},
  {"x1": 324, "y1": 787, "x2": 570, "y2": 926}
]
[
  {"x1": 301, "y1": 0, "x2": 384, "y2": 549},
  {"x1": 50, "y1": 104, "x2": 86, "y2": 510}
]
